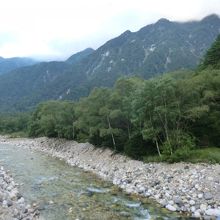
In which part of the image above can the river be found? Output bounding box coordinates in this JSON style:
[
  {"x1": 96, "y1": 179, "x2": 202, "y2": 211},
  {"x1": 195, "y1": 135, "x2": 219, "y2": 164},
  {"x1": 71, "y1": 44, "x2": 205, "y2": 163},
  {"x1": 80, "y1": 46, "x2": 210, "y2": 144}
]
[{"x1": 0, "y1": 143, "x2": 191, "y2": 220}]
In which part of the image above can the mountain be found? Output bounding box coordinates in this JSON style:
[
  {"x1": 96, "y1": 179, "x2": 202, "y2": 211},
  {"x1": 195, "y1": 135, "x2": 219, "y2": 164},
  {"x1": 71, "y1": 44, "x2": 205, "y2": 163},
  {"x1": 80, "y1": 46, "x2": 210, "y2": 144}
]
[
  {"x1": 81, "y1": 14, "x2": 220, "y2": 87},
  {"x1": 66, "y1": 48, "x2": 94, "y2": 65},
  {"x1": 0, "y1": 57, "x2": 37, "y2": 75},
  {"x1": 0, "y1": 14, "x2": 220, "y2": 112},
  {"x1": 0, "y1": 48, "x2": 95, "y2": 112}
]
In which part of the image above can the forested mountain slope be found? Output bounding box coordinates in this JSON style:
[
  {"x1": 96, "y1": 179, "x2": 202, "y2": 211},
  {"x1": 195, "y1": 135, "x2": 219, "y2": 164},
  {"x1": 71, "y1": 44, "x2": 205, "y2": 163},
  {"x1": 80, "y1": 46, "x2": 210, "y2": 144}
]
[
  {"x1": 0, "y1": 57, "x2": 37, "y2": 75},
  {"x1": 1, "y1": 30, "x2": 220, "y2": 163},
  {"x1": 0, "y1": 14, "x2": 220, "y2": 112}
]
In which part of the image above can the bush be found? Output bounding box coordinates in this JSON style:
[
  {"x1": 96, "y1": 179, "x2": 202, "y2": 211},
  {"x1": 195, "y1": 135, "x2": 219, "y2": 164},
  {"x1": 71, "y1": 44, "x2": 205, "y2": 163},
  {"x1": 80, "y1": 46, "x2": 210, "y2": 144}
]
[
  {"x1": 162, "y1": 132, "x2": 195, "y2": 162},
  {"x1": 124, "y1": 134, "x2": 154, "y2": 160}
]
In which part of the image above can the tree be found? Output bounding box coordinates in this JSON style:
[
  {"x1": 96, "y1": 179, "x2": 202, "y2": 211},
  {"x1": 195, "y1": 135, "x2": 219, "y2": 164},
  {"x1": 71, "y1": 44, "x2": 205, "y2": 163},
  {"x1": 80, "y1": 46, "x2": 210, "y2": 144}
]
[
  {"x1": 199, "y1": 34, "x2": 220, "y2": 70},
  {"x1": 28, "y1": 101, "x2": 75, "y2": 139}
]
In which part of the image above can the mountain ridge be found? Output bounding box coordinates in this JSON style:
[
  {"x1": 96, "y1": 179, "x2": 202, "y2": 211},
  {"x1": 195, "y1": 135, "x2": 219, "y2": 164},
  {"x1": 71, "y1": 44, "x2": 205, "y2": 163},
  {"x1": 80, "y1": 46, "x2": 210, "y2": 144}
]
[
  {"x1": 0, "y1": 57, "x2": 37, "y2": 75},
  {"x1": 0, "y1": 14, "x2": 220, "y2": 112}
]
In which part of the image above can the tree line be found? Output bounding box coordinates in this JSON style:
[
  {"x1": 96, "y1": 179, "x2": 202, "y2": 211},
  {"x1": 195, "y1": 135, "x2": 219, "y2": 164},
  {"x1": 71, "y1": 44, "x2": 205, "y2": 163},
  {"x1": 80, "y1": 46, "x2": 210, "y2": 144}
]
[
  {"x1": 1, "y1": 35, "x2": 220, "y2": 162},
  {"x1": 1, "y1": 68, "x2": 219, "y2": 161}
]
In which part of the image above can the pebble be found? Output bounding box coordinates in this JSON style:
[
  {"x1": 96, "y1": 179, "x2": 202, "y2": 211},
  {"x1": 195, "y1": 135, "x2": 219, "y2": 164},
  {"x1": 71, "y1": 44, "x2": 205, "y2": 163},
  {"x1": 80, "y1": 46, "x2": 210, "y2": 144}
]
[
  {"x1": 198, "y1": 193, "x2": 203, "y2": 199},
  {"x1": 204, "y1": 192, "x2": 213, "y2": 200},
  {"x1": 17, "y1": 197, "x2": 25, "y2": 204},
  {"x1": 191, "y1": 206, "x2": 196, "y2": 212},
  {"x1": 174, "y1": 196, "x2": 183, "y2": 206},
  {"x1": 194, "y1": 210, "x2": 201, "y2": 218},
  {"x1": 0, "y1": 165, "x2": 39, "y2": 219},
  {"x1": 189, "y1": 200, "x2": 196, "y2": 206},
  {"x1": 166, "y1": 204, "x2": 177, "y2": 212},
  {"x1": 200, "y1": 204, "x2": 208, "y2": 212}
]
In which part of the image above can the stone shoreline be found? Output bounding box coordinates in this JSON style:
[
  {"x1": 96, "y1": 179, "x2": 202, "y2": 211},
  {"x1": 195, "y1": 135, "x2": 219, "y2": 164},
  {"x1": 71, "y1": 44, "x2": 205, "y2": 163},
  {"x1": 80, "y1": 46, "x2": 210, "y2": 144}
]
[
  {"x1": 0, "y1": 136, "x2": 220, "y2": 219},
  {"x1": 0, "y1": 165, "x2": 39, "y2": 220}
]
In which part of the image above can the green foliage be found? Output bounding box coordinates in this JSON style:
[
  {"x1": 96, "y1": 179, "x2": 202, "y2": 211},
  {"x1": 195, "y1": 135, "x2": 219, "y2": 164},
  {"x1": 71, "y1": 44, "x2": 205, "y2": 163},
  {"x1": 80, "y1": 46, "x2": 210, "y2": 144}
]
[
  {"x1": 199, "y1": 34, "x2": 220, "y2": 70},
  {"x1": 124, "y1": 134, "x2": 155, "y2": 160},
  {"x1": 2, "y1": 53, "x2": 220, "y2": 163},
  {"x1": 28, "y1": 101, "x2": 75, "y2": 139},
  {"x1": 0, "y1": 57, "x2": 37, "y2": 75},
  {"x1": 11, "y1": 68, "x2": 216, "y2": 162},
  {"x1": 187, "y1": 147, "x2": 220, "y2": 163},
  {"x1": 144, "y1": 147, "x2": 220, "y2": 164},
  {"x1": 1, "y1": 68, "x2": 219, "y2": 163},
  {"x1": 162, "y1": 132, "x2": 195, "y2": 162},
  {"x1": 0, "y1": 113, "x2": 30, "y2": 135}
]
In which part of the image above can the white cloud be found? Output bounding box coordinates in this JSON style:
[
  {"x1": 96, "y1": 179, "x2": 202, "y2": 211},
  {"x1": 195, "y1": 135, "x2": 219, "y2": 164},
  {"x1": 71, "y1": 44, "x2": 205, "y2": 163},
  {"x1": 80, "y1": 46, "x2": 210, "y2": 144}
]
[{"x1": 0, "y1": 0, "x2": 220, "y2": 59}]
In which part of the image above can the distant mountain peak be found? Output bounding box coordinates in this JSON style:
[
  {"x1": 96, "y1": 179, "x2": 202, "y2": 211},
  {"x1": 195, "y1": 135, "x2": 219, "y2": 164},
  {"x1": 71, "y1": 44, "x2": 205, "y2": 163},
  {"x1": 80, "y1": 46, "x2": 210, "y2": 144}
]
[
  {"x1": 123, "y1": 30, "x2": 132, "y2": 35},
  {"x1": 156, "y1": 18, "x2": 171, "y2": 24},
  {"x1": 0, "y1": 57, "x2": 37, "y2": 75},
  {"x1": 201, "y1": 14, "x2": 220, "y2": 23}
]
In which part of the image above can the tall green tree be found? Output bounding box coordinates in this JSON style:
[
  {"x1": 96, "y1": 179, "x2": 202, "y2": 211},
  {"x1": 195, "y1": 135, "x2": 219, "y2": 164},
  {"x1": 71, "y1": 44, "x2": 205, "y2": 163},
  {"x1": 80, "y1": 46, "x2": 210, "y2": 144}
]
[{"x1": 199, "y1": 34, "x2": 220, "y2": 70}]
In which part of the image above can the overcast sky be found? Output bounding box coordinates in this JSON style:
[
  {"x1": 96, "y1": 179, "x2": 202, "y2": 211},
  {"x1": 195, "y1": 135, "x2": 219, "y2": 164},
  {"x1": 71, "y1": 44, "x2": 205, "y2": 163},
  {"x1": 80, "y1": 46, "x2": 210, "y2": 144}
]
[{"x1": 0, "y1": 0, "x2": 220, "y2": 60}]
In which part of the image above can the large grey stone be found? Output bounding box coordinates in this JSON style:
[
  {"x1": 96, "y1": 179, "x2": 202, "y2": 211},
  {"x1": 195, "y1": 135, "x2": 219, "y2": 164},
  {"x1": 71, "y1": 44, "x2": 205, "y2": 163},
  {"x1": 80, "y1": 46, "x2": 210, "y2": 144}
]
[
  {"x1": 205, "y1": 209, "x2": 220, "y2": 216},
  {"x1": 204, "y1": 192, "x2": 213, "y2": 200}
]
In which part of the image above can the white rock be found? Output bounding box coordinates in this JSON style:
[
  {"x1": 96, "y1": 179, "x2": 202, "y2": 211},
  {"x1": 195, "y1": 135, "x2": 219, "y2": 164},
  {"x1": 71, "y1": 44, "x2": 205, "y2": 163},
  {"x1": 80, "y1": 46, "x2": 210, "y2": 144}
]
[
  {"x1": 155, "y1": 194, "x2": 160, "y2": 200},
  {"x1": 191, "y1": 206, "x2": 196, "y2": 212},
  {"x1": 195, "y1": 184, "x2": 199, "y2": 189},
  {"x1": 17, "y1": 197, "x2": 25, "y2": 204},
  {"x1": 200, "y1": 204, "x2": 207, "y2": 212},
  {"x1": 49, "y1": 200, "x2": 54, "y2": 204},
  {"x1": 189, "y1": 200, "x2": 196, "y2": 206},
  {"x1": 2, "y1": 200, "x2": 8, "y2": 207},
  {"x1": 165, "y1": 192, "x2": 170, "y2": 197},
  {"x1": 166, "y1": 204, "x2": 177, "y2": 212},
  {"x1": 194, "y1": 210, "x2": 201, "y2": 218},
  {"x1": 137, "y1": 186, "x2": 146, "y2": 193},
  {"x1": 198, "y1": 193, "x2": 203, "y2": 199},
  {"x1": 9, "y1": 189, "x2": 18, "y2": 200},
  {"x1": 205, "y1": 209, "x2": 220, "y2": 216},
  {"x1": 168, "y1": 200, "x2": 174, "y2": 205}
]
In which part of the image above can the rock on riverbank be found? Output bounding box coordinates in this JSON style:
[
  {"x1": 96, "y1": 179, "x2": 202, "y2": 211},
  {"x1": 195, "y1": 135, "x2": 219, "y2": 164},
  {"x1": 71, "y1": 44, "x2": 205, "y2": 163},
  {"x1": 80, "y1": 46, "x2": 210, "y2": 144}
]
[
  {"x1": 1, "y1": 136, "x2": 220, "y2": 219},
  {"x1": 0, "y1": 165, "x2": 39, "y2": 220}
]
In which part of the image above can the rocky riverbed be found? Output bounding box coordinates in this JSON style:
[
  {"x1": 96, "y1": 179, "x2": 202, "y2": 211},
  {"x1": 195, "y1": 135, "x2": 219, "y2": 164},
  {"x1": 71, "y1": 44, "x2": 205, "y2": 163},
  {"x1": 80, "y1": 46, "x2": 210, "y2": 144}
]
[
  {"x1": 1, "y1": 136, "x2": 220, "y2": 219},
  {"x1": 0, "y1": 165, "x2": 39, "y2": 220}
]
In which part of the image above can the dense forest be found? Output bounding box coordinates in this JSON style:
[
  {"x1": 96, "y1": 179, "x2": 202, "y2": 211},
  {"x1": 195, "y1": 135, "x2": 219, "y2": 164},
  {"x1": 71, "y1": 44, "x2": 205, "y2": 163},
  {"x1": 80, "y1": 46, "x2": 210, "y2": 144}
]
[{"x1": 1, "y1": 35, "x2": 220, "y2": 162}]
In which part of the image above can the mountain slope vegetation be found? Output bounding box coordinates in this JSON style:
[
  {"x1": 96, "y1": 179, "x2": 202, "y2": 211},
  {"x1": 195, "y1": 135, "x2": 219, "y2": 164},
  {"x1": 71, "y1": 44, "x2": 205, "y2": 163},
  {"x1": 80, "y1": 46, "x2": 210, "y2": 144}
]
[
  {"x1": 0, "y1": 57, "x2": 37, "y2": 75},
  {"x1": 199, "y1": 34, "x2": 220, "y2": 70},
  {"x1": 1, "y1": 30, "x2": 220, "y2": 162},
  {"x1": 0, "y1": 14, "x2": 220, "y2": 112}
]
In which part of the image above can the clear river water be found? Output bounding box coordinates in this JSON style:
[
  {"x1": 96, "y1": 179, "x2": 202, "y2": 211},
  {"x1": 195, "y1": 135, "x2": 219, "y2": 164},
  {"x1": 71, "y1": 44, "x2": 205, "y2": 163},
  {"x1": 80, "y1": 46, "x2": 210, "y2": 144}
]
[{"x1": 0, "y1": 143, "x2": 193, "y2": 220}]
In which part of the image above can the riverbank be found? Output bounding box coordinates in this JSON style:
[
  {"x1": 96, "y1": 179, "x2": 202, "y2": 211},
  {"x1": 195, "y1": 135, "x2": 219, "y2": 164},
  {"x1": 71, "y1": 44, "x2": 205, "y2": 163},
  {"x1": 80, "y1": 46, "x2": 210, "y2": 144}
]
[
  {"x1": 1, "y1": 136, "x2": 220, "y2": 219},
  {"x1": 0, "y1": 164, "x2": 39, "y2": 220}
]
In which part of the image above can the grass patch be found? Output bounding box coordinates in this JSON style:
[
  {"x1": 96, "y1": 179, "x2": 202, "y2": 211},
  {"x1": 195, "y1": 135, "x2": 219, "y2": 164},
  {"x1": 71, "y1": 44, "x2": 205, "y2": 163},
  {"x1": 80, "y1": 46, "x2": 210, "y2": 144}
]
[
  {"x1": 7, "y1": 131, "x2": 28, "y2": 138},
  {"x1": 143, "y1": 147, "x2": 220, "y2": 164},
  {"x1": 187, "y1": 147, "x2": 220, "y2": 163},
  {"x1": 143, "y1": 155, "x2": 163, "y2": 163}
]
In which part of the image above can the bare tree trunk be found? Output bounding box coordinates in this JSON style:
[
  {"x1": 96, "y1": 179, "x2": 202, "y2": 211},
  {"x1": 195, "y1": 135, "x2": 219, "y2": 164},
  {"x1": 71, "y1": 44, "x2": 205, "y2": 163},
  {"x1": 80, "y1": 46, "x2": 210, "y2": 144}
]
[
  {"x1": 149, "y1": 112, "x2": 161, "y2": 157},
  {"x1": 107, "y1": 116, "x2": 116, "y2": 151},
  {"x1": 163, "y1": 97, "x2": 172, "y2": 155},
  {"x1": 155, "y1": 139, "x2": 161, "y2": 157},
  {"x1": 72, "y1": 122, "x2": 75, "y2": 139}
]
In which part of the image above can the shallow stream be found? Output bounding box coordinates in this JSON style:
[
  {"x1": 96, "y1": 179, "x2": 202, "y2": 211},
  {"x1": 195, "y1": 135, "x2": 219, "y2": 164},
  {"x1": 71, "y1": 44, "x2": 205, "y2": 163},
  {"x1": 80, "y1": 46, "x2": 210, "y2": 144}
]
[{"x1": 0, "y1": 143, "x2": 191, "y2": 220}]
